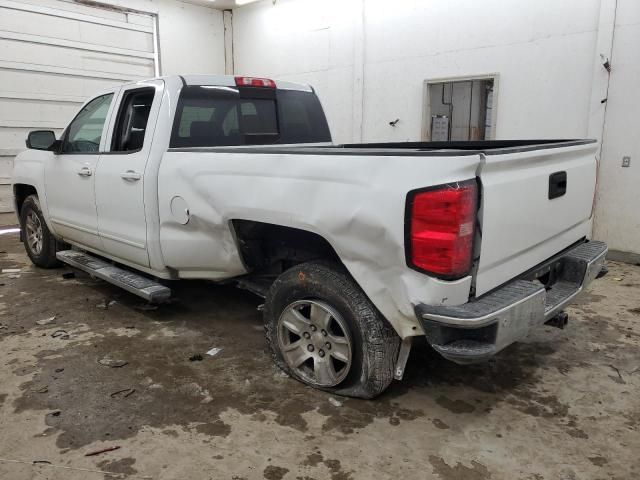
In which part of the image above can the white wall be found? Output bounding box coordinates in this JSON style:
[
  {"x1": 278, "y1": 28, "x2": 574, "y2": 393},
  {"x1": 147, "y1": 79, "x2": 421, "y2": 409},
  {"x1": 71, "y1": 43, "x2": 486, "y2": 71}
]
[
  {"x1": 96, "y1": 0, "x2": 226, "y2": 75},
  {"x1": 593, "y1": 0, "x2": 640, "y2": 257},
  {"x1": 156, "y1": 0, "x2": 226, "y2": 75},
  {"x1": 233, "y1": 0, "x2": 601, "y2": 144}
]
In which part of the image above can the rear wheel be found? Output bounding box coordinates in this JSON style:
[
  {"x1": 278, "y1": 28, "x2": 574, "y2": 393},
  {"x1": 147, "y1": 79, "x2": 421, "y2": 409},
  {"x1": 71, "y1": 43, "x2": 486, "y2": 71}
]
[
  {"x1": 20, "y1": 195, "x2": 65, "y2": 268},
  {"x1": 264, "y1": 261, "x2": 400, "y2": 399}
]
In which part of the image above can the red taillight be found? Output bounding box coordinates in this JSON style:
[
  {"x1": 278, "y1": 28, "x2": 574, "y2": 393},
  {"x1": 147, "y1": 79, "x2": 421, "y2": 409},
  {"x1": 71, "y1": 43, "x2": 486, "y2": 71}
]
[
  {"x1": 406, "y1": 180, "x2": 478, "y2": 279},
  {"x1": 235, "y1": 76, "x2": 276, "y2": 88}
]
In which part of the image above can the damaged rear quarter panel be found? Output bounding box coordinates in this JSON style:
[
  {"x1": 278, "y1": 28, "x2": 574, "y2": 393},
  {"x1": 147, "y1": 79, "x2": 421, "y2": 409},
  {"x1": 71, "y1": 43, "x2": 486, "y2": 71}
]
[{"x1": 157, "y1": 150, "x2": 481, "y2": 337}]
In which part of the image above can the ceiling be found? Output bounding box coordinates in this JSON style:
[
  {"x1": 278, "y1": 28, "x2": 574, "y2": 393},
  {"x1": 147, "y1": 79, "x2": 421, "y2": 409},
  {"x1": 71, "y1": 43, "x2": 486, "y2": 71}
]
[{"x1": 182, "y1": 0, "x2": 260, "y2": 9}]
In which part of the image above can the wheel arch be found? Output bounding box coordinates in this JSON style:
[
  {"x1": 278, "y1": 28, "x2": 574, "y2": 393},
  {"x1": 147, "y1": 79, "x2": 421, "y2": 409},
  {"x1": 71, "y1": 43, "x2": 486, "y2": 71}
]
[
  {"x1": 229, "y1": 218, "x2": 419, "y2": 340},
  {"x1": 230, "y1": 219, "x2": 345, "y2": 273},
  {"x1": 13, "y1": 183, "x2": 38, "y2": 215}
]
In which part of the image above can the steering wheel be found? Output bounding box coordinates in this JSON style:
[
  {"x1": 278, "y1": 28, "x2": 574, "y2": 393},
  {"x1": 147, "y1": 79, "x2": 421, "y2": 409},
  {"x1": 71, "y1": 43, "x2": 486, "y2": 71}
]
[{"x1": 71, "y1": 140, "x2": 99, "y2": 153}]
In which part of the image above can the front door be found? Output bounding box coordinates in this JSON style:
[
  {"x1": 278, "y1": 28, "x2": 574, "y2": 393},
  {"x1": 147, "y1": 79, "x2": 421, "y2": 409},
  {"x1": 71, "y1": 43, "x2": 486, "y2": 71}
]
[
  {"x1": 44, "y1": 93, "x2": 115, "y2": 250},
  {"x1": 94, "y1": 81, "x2": 162, "y2": 267}
]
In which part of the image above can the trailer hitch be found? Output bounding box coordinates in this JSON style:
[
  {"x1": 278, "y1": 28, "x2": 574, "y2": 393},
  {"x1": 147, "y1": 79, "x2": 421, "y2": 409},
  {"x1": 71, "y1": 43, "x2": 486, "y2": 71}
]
[{"x1": 545, "y1": 311, "x2": 569, "y2": 329}]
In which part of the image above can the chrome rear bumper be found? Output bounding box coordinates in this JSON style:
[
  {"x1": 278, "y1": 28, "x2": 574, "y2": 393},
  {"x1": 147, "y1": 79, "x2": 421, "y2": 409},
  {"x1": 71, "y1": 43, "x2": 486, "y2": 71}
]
[{"x1": 415, "y1": 241, "x2": 608, "y2": 364}]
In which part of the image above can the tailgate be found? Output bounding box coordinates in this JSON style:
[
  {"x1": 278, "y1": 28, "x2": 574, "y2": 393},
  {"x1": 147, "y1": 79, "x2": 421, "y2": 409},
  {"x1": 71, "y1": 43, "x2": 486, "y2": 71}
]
[{"x1": 475, "y1": 141, "x2": 598, "y2": 296}]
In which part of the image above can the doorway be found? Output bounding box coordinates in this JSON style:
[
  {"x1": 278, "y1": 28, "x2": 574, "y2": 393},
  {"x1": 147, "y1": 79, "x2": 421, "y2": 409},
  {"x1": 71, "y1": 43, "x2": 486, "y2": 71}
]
[{"x1": 423, "y1": 77, "x2": 496, "y2": 141}]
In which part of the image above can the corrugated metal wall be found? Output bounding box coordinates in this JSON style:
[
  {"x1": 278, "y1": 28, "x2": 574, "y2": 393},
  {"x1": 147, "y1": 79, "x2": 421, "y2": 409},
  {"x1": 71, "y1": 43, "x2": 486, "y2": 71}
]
[{"x1": 0, "y1": 0, "x2": 158, "y2": 210}]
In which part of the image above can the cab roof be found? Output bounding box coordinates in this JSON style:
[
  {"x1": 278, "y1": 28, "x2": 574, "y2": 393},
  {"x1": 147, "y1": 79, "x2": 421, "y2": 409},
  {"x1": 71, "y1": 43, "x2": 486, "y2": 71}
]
[{"x1": 125, "y1": 74, "x2": 313, "y2": 93}]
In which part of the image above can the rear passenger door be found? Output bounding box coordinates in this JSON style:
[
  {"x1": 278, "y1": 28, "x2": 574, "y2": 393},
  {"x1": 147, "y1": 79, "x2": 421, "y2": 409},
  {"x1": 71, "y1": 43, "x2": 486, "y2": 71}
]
[{"x1": 94, "y1": 81, "x2": 163, "y2": 267}]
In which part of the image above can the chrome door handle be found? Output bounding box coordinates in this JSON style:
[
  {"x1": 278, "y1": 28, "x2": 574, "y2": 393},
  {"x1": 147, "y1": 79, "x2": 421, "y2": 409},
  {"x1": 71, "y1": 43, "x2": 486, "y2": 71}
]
[
  {"x1": 77, "y1": 167, "x2": 92, "y2": 177},
  {"x1": 121, "y1": 170, "x2": 141, "y2": 181}
]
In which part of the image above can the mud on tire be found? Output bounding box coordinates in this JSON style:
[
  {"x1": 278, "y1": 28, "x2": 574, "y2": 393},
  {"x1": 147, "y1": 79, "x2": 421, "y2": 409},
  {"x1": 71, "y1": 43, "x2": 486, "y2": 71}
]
[{"x1": 264, "y1": 261, "x2": 401, "y2": 399}]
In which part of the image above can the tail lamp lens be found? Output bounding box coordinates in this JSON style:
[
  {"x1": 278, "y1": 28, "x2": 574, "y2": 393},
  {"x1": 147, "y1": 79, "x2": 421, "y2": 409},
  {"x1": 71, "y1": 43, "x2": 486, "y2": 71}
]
[{"x1": 407, "y1": 180, "x2": 478, "y2": 279}]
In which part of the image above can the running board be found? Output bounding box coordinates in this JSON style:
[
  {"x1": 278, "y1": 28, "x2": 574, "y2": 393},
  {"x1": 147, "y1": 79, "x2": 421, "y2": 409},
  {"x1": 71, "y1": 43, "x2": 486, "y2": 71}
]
[{"x1": 56, "y1": 250, "x2": 171, "y2": 303}]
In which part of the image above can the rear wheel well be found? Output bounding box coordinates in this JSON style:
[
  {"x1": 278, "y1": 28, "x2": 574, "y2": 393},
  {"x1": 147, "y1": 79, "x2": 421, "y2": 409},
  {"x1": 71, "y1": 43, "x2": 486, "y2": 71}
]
[
  {"x1": 232, "y1": 220, "x2": 343, "y2": 276},
  {"x1": 13, "y1": 184, "x2": 37, "y2": 215}
]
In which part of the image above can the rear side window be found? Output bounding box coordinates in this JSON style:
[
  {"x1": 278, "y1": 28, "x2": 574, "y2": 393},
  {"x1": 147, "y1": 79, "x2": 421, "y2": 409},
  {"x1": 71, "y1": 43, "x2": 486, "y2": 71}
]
[
  {"x1": 277, "y1": 90, "x2": 330, "y2": 144},
  {"x1": 170, "y1": 85, "x2": 331, "y2": 148},
  {"x1": 111, "y1": 88, "x2": 155, "y2": 152}
]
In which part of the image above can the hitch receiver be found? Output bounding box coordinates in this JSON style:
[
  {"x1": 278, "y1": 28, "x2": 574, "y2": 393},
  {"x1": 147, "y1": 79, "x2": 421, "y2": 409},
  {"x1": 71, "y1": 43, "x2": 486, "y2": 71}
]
[{"x1": 545, "y1": 311, "x2": 569, "y2": 330}]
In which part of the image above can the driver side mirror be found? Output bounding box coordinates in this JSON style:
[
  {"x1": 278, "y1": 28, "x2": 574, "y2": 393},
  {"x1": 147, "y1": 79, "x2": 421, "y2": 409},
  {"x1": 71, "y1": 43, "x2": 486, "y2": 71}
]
[{"x1": 26, "y1": 130, "x2": 59, "y2": 151}]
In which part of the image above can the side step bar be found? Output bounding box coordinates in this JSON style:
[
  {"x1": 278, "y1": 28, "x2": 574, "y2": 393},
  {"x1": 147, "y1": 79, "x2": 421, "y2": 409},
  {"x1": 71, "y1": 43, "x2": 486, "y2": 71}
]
[{"x1": 56, "y1": 250, "x2": 171, "y2": 303}]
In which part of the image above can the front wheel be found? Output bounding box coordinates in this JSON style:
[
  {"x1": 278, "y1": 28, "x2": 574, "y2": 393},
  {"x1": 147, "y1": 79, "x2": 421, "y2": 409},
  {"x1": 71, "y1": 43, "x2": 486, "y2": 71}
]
[
  {"x1": 264, "y1": 261, "x2": 400, "y2": 399},
  {"x1": 20, "y1": 195, "x2": 64, "y2": 268}
]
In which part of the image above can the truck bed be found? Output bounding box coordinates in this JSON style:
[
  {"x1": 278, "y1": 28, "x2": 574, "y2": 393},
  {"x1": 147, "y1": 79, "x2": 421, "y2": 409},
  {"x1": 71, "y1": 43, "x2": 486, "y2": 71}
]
[{"x1": 168, "y1": 139, "x2": 596, "y2": 156}]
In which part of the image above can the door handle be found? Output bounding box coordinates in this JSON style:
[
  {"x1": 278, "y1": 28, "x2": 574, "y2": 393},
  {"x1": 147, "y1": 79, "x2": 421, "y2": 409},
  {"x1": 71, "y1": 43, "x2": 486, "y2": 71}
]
[
  {"x1": 121, "y1": 170, "x2": 142, "y2": 181},
  {"x1": 77, "y1": 166, "x2": 92, "y2": 177}
]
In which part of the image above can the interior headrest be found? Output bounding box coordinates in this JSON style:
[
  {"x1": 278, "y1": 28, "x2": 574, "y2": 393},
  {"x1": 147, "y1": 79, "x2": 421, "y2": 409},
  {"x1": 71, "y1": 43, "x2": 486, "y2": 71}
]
[{"x1": 190, "y1": 121, "x2": 218, "y2": 139}]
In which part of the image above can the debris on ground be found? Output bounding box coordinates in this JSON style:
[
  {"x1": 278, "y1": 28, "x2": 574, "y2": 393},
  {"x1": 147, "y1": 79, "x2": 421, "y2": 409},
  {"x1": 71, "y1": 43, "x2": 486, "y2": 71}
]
[
  {"x1": 328, "y1": 397, "x2": 343, "y2": 407},
  {"x1": 36, "y1": 316, "x2": 56, "y2": 326},
  {"x1": 35, "y1": 386, "x2": 49, "y2": 394},
  {"x1": 98, "y1": 357, "x2": 128, "y2": 368},
  {"x1": 7, "y1": 274, "x2": 20, "y2": 279},
  {"x1": 2, "y1": 268, "x2": 21, "y2": 273},
  {"x1": 110, "y1": 388, "x2": 135, "y2": 399},
  {"x1": 609, "y1": 365, "x2": 626, "y2": 384},
  {"x1": 51, "y1": 330, "x2": 69, "y2": 340},
  {"x1": 54, "y1": 368, "x2": 64, "y2": 373},
  {"x1": 84, "y1": 446, "x2": 121, "y2": 457},
  {"x1": 32, "y1": 460, "x2": 52, "y2": 465},
  {"x1": 96, "y1": 300, "x2": 117, "y2": 310},
  {"x1": 61, "y1": 272, "x2": 76, "y2": 280},
  {"x1": 135, "y1": 303, "x2": 158, "y2": 312},
  {"x1": 47, "y1": 410, "x2": 61, "y2": 418},
  {"x1": 189, "y1": 354, "x2": 203, "y2": 362},
  {"x1": 206, "y1": 347, "x2": 223, "y2": 357}
]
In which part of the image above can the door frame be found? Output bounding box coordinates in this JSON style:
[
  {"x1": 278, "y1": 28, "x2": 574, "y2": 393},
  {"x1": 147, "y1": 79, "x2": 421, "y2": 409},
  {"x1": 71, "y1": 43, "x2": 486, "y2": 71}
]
[{"x1": 421, "y1": 73, "x2": 500, "y2": 141}]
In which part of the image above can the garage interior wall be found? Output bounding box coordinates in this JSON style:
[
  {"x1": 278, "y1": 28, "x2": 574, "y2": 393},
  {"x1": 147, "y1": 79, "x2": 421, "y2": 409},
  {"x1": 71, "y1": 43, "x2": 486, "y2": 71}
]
[
  {"x1": 0, "y1": 0, "x2": 225, "y2": 210},
  {"x1": 593, "y1": 0, "x2": 640, "y2": 259},
  {"x1": 232, "y1": 0, "x2": 639, "y2": 260},
  {"x1": 232, "y1": 0, "x2": 601, "y2": 144},
  {"x1": 1, "y1": 0, "x2": 637, "y2": 259}
]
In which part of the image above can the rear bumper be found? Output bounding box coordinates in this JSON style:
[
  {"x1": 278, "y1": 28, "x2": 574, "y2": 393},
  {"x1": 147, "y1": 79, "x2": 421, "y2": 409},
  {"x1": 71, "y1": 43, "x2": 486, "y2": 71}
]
[{"x1": 415, "y1": 240, "x2": 608, "y2": 364}]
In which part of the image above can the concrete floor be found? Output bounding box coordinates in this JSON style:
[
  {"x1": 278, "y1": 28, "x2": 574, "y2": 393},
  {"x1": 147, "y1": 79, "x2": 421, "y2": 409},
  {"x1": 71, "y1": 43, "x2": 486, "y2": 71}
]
[{"x1": 0, "y1": 229, "x2": 638, "y2": 480}]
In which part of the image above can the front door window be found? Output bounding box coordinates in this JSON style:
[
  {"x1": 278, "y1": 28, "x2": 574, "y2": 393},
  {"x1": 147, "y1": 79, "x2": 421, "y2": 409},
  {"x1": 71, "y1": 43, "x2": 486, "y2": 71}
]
[{"x1": 62, "y1": 94, "x2": 113, "y2": 153}]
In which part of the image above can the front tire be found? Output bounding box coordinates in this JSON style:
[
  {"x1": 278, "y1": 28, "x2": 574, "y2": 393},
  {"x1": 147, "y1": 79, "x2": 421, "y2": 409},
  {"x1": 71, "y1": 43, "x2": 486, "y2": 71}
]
[
  {"x1": 20, "y1": 195, "x2": 64, "y2": 268},
  {"x1": 264, "y1": 261, "x2": 400, "y2": 399}
]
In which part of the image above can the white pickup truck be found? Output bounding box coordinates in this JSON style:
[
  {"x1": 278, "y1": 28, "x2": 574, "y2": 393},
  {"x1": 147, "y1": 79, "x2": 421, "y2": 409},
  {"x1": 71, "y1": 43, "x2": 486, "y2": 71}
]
[{"x1": 12, "y1": 75, "x2": 607, "y2": 398}]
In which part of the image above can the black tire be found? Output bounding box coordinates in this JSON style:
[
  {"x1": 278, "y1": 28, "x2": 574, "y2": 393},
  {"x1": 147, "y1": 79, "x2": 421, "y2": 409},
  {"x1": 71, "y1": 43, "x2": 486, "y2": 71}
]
[
  {"x1": 20, "y1": 195, "x2": 65, "y2": 268},
  {"x1": 264, "y1": 261, "x2": 401, "y2": 399}
]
